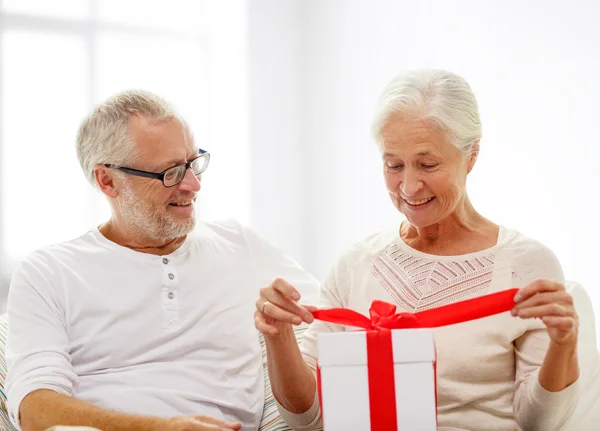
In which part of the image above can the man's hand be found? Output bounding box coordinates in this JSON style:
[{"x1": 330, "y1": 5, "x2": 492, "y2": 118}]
[
  {"x1": 166, "y1": 415, "x2": 241, "y2": 431},
  {"x1": 19, "y1": 390, "x2": 243, "y2": 431}
]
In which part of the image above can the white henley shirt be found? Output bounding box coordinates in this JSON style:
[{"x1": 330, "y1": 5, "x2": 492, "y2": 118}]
[{"x1": 6, "y1": 219, "x2": 319, "y2": 431}]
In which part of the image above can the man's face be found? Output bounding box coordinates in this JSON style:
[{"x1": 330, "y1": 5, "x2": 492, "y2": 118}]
[{"x1": 116, "y1": 115, "x2": 201, "y2": 241}]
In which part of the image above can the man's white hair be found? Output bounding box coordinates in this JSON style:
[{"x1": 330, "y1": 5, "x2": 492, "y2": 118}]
[
  {"x1": 372, "y1": 69, "x2": 482, "y2": 154},
  {"x1": 76, "y1": 89, "x2": 180, "y2": 187}
]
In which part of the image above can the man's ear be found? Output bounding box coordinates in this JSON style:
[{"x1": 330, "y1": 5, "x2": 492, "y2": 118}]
[
  {"x1": 94, "y1": 165, "x2": 119, "y2": 198},
  {"x1": 467, "y1": 140, "x2": 480, "y2": 174}
]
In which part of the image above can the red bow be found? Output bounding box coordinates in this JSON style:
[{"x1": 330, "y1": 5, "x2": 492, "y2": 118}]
[{"x1": 313, "y1": 288, "x2": 519, "y2": 431}]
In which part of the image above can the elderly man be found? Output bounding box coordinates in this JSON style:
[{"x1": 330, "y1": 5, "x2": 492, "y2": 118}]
[{"x1": 5, "y1": 90, "x2": 319, "y2": 431}]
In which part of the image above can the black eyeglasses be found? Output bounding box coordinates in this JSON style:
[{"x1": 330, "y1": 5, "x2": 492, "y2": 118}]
[{"x1": 105, "y1": 149, "x2": 210, "y2": 188}]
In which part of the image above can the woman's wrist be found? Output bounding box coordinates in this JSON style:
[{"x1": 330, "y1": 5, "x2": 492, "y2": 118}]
[{"x1": 539, "y1": 340, "x2": 579, "y2": 392}]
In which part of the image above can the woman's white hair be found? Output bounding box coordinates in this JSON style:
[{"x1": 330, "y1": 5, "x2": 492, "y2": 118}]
[
  {"x1": 372, "y1": 69, "x2": 482, "y2": 154},
  {"x1": 76, "y1": 89, "x2": 181, "y2": 188}
]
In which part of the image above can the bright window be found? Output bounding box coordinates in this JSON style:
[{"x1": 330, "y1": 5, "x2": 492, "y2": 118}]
[{"x1": 0, "y1": 1, "x2": 248, "y2": 311}]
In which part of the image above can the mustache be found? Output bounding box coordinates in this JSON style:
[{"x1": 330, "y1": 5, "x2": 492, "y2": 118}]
[{"x1": 167, "y1": 193, "x2": 197, "y2": 204}]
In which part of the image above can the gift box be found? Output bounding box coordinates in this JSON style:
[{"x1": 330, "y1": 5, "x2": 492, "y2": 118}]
[
  {"x1": 318, "y1": 327, "x2": 437, "y2": 430},
  {"x1": 313, "y1": 288, "x2": 520, "y2": 431}
]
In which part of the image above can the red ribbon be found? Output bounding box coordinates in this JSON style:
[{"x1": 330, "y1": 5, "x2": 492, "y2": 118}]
[{"x1": 313, "y1": 288, "x2": 519, "y2": 431}]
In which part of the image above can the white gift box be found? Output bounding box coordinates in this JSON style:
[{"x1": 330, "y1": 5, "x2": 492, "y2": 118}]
[{"x1": 317, "y1": 328, "x2": 437, "y2": 431}]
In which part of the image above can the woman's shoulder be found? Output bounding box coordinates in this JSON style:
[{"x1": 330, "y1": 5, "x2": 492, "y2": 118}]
[
  {"x1": 333, "y1": 228, "x2": 399, "y2": 272},
  {"x1": 498, "y1": 226, "x2": 565, "y2": 283},
  {"x1": 500, "y1": 226, "x2": 558, "y2": 259}
]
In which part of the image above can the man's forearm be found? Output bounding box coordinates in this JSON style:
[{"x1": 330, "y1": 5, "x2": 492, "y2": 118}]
[
  {"x1": 20, "y1": 390, "x2": 168, "y2": 431},
  {"x1": 265, "y1": 326, "x2": 316, "y2": 414}
]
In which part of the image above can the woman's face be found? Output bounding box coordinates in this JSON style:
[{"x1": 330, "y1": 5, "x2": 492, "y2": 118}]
[{"x1": 380, "y1": 115, "x2": 476, "y2": 228}]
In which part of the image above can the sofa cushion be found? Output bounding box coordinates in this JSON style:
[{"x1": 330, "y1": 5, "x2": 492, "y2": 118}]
[{"x1": 0, "y1": 314, "x2": 17, "y2": 430}]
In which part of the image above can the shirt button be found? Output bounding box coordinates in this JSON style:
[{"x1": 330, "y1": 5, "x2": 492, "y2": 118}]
[
  {"x1": 168, "y1": 273, "x2": 175, "y2": 280},
  {"x1": 162, "y1": 258, "x2": 169, "y2": 264},
  {"x1": 168, "y1": 292, "x2": 175, "y2": 299}
]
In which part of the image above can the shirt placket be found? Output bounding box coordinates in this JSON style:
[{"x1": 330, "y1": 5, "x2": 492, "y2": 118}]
[{"x1": 160, "y1": 257, "x2": 180, "y2": 327}]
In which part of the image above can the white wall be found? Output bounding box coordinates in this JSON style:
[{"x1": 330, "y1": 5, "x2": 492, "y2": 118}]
[
  {"x1": 0, "y1": 1, "x2": 250, "y2": 311},
  {"x1": 197, "y1": 0, "x2": 251, "y2": 225},
  {"x1": 2, "y1": 1, "x2": 597, "y2": 326},
  {"x1": 292, "y1": 0, "x2": 600, "y2": 326},
  {"x1": 246, "y1": 0, "x2": 307, "y2": 264}
]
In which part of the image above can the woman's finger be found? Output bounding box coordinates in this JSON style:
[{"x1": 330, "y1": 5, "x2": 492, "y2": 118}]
[
  {"x1": 514, "y1": 303, "x2": 569, "y2": 319},
  {"x1": 271, "y1": 277, "x2": 302, "y2": 300},
  {"x1": 254, "y1": 311, "x2": 279, "y2": 335},
  {"x1": 262, "y1": 300, "x2": 304, "y2": 325},
  {"x1": 541, "y1": 315, "x2": 578, "y2": 331},
  {"x1": 514, "y1": 279, "x2": 563, "y2": 302},
  {"x1": 512, "y1": 291, "x2": 570, "y2": 312},
  {"x1": 259, "y1": 286, "x2": 314, "y2": 323}
]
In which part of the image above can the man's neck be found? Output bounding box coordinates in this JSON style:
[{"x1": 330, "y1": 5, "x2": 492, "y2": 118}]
[{"x1": 98, "y1": 220, "x2": 187, "y2": 256}]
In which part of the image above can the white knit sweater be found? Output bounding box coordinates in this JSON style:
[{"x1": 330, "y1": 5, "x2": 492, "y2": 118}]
[{"x1": 277, "y1": 226, "x2": 599, "y2": 431}]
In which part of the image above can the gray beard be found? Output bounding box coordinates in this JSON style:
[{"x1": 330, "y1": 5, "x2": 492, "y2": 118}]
[{"x1": 119, "y1": 185, "x2": 196, "y2": 242}]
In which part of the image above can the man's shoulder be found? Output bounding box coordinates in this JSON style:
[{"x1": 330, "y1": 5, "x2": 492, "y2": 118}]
[
  {"x1": 193, "y1": 218, "x2": 254, "y2": 247},
  {"x1": 197, "y1": 218, "x2": 247, "y2": 237},
  {"x1": 9, "y1": 230, "x2": 102, "y2": 290},
  {"x1": 195, "y1": 218, "x2": 282, "y2": 250},
  {"x1": 17, "y1": 230, "x2": 99, "y2": 268}
]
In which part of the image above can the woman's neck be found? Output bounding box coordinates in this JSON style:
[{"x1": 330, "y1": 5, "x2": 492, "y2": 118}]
[{"x1": 401, "y1": 198, "x2": 498, "y2": 255}]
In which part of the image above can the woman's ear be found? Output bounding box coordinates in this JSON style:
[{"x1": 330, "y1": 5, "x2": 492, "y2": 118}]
[{"x1": 467, "y1": 140, "x2": 480, "y2": 174}]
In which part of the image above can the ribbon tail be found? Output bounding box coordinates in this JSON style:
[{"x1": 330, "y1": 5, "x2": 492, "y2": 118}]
[
  {"x1": 366, "y1": 329, "x2": 398, "y2": 431},
  {"x1": 414, "y1": 288, "x2": 519, "y2": 327},
  {"x1": 311, "y1": 308, "x2": 373, "y2": 329},
  {"x1": 316, "y1": 361, "x2": 324, "y2": 423}
]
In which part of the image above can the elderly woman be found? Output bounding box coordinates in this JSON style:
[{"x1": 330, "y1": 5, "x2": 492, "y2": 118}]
[{"x1": 255, "y1": 70, "x2": 597, "y2": 430}]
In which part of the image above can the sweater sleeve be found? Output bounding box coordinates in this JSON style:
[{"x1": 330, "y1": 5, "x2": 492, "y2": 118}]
[
  {"x1": 510, "y1": 241, "x2": 584, "y2": 430},
  {"x1": 559, "y1": 282, "x2": 600, "y2": 429},
  {"x1": 274, "y1": 254, "x2": 352, "y2": 431},
  {"x1": 513, "y1": 327, "x2": 580, "y2": 430}
]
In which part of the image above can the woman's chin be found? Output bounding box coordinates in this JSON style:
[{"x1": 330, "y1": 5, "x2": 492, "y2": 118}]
[
  {"x1": 397, "y1": 203, "x2": 438, "y2": 227},
  {"x1": 405, "y1": 217, "x2": 432, "y2": 229}
]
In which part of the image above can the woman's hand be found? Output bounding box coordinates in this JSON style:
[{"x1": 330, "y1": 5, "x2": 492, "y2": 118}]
[
  {"x1": 512, "y1": 279, "x2": 578, "y2": 346},
  {"x1": 254, "y1": 277, "x2": 316, "y2": 338}
]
